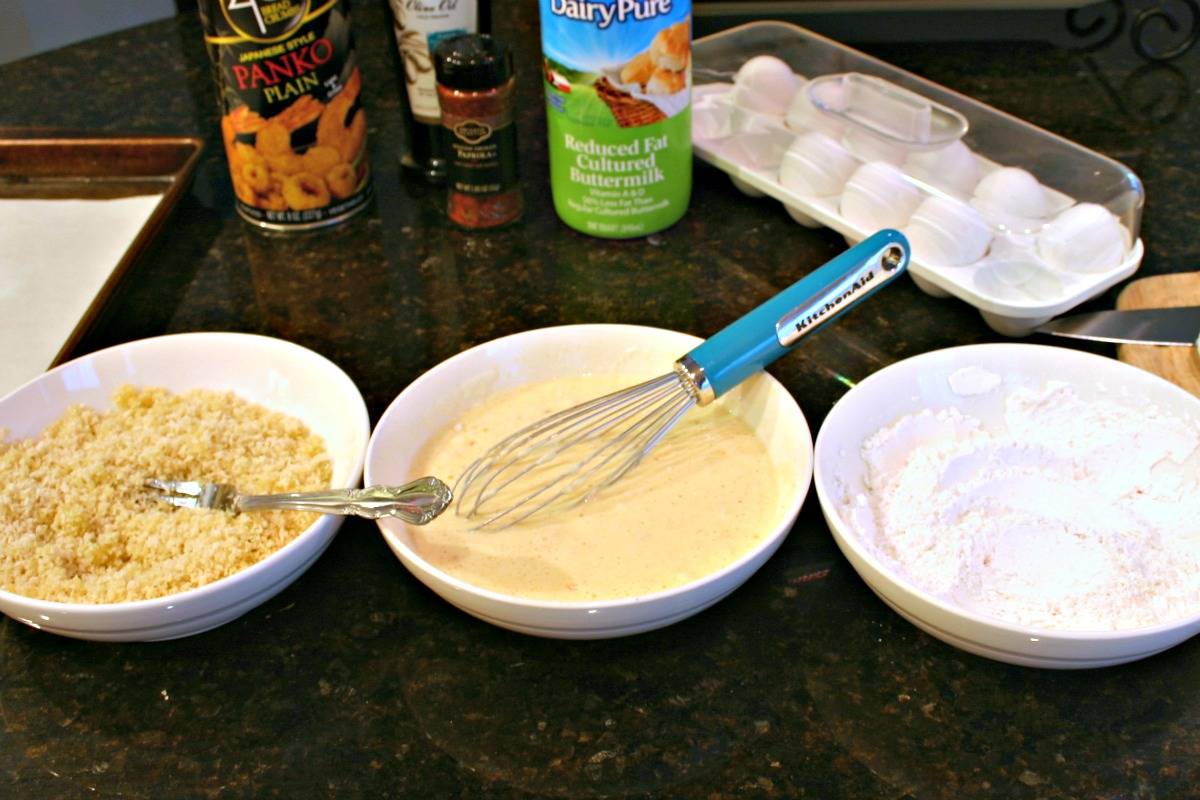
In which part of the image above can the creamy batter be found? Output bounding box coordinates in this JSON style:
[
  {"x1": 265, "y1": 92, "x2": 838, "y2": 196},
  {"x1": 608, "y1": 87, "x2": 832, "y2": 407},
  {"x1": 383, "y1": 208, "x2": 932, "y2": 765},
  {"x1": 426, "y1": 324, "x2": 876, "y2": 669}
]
[{"x1": 411, "y1": 374, "x2": 787, "y2": 601}]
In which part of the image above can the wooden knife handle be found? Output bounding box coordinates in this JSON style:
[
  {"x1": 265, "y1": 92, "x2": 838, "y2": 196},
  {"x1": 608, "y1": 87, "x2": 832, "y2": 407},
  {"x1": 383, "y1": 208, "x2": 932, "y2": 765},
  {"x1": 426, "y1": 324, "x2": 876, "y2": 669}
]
[{"x1": 1116, "y1": 272, "x2": 1200, "y2": 397}]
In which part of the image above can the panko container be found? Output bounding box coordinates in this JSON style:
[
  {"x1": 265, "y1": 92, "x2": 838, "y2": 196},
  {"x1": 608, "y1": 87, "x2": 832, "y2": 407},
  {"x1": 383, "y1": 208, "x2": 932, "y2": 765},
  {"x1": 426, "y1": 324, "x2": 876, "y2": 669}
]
[{"x1": 691, "y1": 21, "x2": 1145, "y2": 336}]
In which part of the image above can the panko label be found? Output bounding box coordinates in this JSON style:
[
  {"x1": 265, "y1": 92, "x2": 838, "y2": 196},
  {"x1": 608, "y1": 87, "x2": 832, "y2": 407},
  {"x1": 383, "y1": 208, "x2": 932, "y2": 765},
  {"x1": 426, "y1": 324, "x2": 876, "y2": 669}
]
[
  {"x1": 200, "y1": 0, "x2": 372, "y2": 229},
  {"x1": 539, "y1": 0, "x2": 692, "y2": 237}
]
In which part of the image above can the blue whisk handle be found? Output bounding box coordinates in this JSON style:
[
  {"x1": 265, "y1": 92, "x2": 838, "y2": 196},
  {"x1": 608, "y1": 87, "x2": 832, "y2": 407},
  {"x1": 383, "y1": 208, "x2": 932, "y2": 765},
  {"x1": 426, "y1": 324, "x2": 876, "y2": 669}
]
[{"x1": 683, "y1": 229, "x2": 909, "y2": 401}]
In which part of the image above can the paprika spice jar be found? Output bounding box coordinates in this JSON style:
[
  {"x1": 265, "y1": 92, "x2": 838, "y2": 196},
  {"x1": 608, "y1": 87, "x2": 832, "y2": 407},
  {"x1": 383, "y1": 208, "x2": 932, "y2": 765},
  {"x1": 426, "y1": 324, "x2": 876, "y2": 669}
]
[{"x1": 433, "y1": 34, "x2": 522, "y2": 229}]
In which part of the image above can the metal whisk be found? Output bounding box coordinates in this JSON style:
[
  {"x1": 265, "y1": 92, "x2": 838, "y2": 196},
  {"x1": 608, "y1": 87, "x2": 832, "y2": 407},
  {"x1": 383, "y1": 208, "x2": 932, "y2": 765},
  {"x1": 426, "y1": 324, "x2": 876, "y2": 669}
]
[{"x1": 455, "y1": 229, "x2": 910, "y2": 528}]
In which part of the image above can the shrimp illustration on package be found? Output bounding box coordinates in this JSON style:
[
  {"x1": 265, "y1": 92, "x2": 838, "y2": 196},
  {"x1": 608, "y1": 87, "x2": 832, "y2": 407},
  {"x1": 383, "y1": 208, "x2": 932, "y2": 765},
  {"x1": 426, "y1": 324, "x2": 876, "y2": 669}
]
[{"x1": 539, "y1": 0, "x2": 692, "y2": 238}]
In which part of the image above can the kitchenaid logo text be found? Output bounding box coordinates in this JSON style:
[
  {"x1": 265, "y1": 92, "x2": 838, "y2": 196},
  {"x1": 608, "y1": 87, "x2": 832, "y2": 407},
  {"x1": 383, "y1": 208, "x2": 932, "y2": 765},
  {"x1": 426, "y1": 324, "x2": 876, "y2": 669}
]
[
  {"x1": 549, "y1": 0, "x2": 673, "y2": 29},
  {"x1": 792, "y1": 272, "x2": 874, "y2": 335}
]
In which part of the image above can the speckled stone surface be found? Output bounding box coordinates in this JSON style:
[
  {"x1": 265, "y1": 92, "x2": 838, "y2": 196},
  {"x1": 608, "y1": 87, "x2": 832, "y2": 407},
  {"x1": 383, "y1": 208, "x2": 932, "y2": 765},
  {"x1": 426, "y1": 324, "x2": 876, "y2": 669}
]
[{"x1": 1, "y1": 2, "x2": 1199, "y2": 797}]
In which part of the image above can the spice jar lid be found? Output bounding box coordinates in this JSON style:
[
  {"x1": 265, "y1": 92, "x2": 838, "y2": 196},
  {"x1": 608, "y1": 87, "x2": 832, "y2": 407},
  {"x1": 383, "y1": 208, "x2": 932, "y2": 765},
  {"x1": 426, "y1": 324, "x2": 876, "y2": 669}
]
[{"x1": 433, "y1": 33, "x2": 513, "y2": 91}]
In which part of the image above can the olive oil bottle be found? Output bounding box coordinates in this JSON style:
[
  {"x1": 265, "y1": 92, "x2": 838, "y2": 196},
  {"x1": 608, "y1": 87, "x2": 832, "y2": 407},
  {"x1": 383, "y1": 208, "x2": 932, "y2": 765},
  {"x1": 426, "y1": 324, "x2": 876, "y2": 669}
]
[{"x1": 389, "y1": 0, "x2": 491, "y2": 182}]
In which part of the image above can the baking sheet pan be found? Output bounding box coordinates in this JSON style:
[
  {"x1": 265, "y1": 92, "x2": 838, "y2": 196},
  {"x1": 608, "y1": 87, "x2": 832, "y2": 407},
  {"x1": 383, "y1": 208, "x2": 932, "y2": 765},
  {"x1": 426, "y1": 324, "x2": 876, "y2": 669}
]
[{"x1": 0, "y1": 131, "x2": 203, "y2": 393}]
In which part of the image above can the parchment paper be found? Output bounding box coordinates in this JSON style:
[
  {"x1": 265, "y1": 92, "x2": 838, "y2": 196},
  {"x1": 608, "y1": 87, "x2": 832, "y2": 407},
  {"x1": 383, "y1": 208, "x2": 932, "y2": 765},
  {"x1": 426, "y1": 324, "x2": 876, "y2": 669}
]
[{"x1": 0, "y1": 194, "x2": 162, "y2": 396}]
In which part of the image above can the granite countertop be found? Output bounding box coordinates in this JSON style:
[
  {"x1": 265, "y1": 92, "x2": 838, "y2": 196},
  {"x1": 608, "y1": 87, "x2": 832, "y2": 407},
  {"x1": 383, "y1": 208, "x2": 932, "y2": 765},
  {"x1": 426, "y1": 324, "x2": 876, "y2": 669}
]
[{"x1": 2, "y1": 1, "x2": 1199, "y2": 797}]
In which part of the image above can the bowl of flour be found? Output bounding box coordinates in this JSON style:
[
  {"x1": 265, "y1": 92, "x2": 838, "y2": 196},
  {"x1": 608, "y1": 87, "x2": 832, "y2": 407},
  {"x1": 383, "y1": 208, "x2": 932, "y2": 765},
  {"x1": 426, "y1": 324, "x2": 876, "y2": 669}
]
[{"x1": 814, "y1": 343, "x2": 1200, "y2": 669}]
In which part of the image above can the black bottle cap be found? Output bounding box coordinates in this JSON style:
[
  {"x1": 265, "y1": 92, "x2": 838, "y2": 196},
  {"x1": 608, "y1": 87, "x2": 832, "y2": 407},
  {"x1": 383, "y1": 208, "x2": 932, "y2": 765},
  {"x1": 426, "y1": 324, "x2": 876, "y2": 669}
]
[{"x1": 433, "y1": 33, "x2": 513, "y2": 91}]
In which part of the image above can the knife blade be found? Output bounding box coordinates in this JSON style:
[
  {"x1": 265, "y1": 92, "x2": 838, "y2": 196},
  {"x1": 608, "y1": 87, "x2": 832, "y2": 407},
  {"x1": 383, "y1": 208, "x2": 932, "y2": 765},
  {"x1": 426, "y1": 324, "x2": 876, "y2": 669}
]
[{"x1": 1035, "y1": 306, "x2": 1200, "y2": 346}]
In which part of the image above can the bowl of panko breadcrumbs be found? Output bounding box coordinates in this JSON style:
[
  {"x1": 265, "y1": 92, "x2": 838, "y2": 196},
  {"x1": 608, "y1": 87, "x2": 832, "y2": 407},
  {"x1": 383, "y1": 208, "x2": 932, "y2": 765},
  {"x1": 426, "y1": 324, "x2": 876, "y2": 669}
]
[{"x1": 0, "y1": 333, "x2": 369, "y2": 641}]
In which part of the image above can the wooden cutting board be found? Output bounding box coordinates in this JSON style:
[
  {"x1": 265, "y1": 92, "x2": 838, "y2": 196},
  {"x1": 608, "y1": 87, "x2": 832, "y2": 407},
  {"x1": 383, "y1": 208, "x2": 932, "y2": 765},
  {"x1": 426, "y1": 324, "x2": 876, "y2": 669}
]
[{"x1": 1116, "y1": 272, "x2": 1200, "y2": 396}]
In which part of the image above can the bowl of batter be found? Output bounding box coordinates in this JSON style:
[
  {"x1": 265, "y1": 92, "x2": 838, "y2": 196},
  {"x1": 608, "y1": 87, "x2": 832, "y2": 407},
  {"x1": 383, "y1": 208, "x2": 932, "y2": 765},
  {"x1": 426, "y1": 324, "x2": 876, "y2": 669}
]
[
  {"x1": 364, "y1": 324, "x2": 813, "y2": 638},
  {"x1": 814, "y1": 343, "x2": 1200, "y2": 668}
]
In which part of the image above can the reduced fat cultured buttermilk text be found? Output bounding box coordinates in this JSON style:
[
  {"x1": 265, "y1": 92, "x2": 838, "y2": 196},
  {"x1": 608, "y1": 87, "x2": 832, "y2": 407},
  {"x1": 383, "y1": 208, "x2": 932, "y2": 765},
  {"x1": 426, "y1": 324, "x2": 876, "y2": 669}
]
[{"x1": 565, "y1": 133, "x2": 668, "y2": 186}]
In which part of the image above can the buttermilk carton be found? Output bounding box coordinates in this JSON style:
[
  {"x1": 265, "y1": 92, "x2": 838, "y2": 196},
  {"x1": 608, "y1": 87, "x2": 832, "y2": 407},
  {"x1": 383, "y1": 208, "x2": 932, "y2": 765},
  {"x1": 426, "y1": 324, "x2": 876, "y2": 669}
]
[{"x1": 539, "y1": 0, "x2": 692, "y2": 238}]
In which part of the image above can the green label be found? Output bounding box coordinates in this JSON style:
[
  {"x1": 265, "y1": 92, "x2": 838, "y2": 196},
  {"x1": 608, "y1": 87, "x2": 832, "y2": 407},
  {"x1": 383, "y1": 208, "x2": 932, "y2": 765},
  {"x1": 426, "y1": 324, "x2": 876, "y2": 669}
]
[{"x1": 546, "y1": 105, "x2": 691, "y2": 238}]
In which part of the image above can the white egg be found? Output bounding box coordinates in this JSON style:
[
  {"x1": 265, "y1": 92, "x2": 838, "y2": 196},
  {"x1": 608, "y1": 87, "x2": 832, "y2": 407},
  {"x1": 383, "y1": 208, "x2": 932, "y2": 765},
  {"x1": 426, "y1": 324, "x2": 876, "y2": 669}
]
[
  {"x1": 975, "y1": 258, "x2": 1066, "y2": 302},
  {"x1": 841, "y1": 129, "x2": 909, "y2": 165},
  {"x1": 731, "y1": 56, "x2": 802, "y2": 116},
  {"x1": 784, "y1": 204, "x2": 824, "y2": 228},
  {"x1": 785, "y1": 82, "x2": 845, "y2": 137},
  {"x1": 903, "y1": 195, "x2": 993, "y2": 266},
  {"x1": 720, "y1": 130, "x2": 796, "y2": 173},
  {"x1": 692, "y1": 103, "x2": 733, "y2": 141},
  {"x1": 778, "y1": 132, "x2": 859, "y2": 197},
  {"x1": 973, "y1": 166, "x2": 1050, "y2": 219},
  {"x1": 730, "y1": 176, "x2": 766, "y2": 198},
  {"x1": 839, "y1": 162, "x2": 923, "y2": 232},
  {"x1": 738, "y1": 113, "x2": 788, "y2": 135},
  {"x1": 904, "y1": 141, "x2": 981, "y2": 196},
  {"x1": 1036, "y1": 203, "x2": 1129, "y2": 273},
  {"x1": 692, "y1": 82, "x2": 734, "y2": 105}
]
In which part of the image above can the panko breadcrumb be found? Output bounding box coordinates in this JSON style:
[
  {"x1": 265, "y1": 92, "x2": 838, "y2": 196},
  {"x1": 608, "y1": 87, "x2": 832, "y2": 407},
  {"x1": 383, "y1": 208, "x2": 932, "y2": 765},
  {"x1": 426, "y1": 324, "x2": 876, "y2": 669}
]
[{"x1": 0, "y1": 385, "x2": 331, "y2": 603}]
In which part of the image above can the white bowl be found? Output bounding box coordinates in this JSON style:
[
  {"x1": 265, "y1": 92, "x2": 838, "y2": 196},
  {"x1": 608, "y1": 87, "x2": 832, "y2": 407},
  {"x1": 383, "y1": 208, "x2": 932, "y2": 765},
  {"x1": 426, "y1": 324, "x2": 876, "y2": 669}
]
[
  {"x1": 365, "y1": 324, "x2": 812, "y2": 639},
  {"x1": 814, "y1": 344, "x2": 1200, "y2": 668},
  {"x1": 0, "y1": 332, "x2": 369, "y2": 641}
]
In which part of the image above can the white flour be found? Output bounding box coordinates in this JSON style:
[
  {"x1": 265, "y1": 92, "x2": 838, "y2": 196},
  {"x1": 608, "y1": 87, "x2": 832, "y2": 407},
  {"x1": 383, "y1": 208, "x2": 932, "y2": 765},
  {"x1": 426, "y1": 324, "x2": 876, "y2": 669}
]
[{"x1": 842, "y1": 369, "x2": 1200, "y2": 631}]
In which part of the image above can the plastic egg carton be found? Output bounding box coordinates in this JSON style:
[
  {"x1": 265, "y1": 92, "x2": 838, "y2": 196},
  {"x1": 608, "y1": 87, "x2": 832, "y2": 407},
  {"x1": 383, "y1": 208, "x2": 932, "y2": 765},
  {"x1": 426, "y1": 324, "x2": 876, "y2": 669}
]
[{"x1": 691, "y1": 22, "x2": 1145, "y2": 336}]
